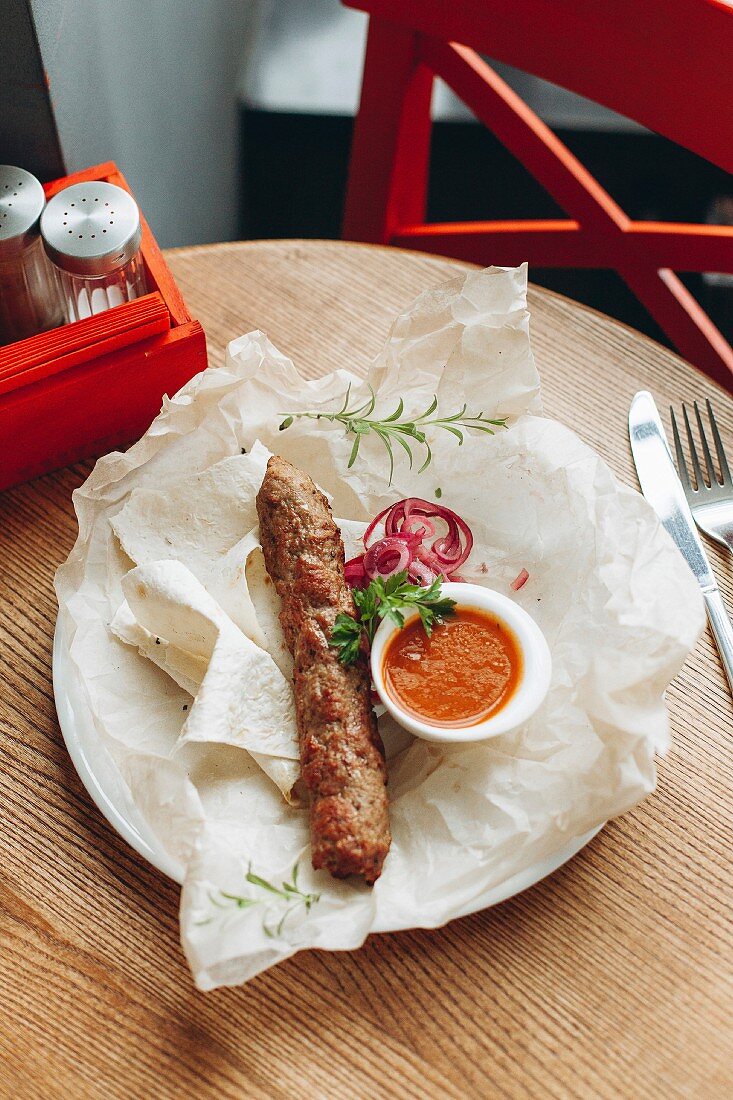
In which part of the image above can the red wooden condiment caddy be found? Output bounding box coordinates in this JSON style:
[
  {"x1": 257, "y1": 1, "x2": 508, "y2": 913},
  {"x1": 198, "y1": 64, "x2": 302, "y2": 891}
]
[{"x1": 0, "y1": 162, "x2": 208, "y2": 491}]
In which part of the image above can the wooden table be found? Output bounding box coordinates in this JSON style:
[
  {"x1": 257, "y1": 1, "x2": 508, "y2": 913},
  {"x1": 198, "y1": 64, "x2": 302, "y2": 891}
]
[{"x1": 1, "y1": 241, "x2": 731, "y2": 1099}]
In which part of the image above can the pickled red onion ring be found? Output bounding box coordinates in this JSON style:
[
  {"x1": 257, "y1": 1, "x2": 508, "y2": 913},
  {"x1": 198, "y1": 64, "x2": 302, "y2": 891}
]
[
  {"x1": 347, "y1": 497, "x2": 473, "y2": 588},
  {"x1": 511, "y1": 568, "x2": 530, "y2": 591},
  {"x1": 363, "y1": 537, "x2": 411, "y2": 581},
  {"x1": 409, "y1": 558, "x2": 437, "y2": 586},
  {"x1": 344, "y1": 556, "x2": 368, "y2": 586}
]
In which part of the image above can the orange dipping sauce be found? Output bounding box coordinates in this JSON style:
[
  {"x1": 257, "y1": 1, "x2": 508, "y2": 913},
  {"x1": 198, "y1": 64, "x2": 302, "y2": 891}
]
[{"x1": 382, "y1": 607, "x2": 522, "y2": 728}]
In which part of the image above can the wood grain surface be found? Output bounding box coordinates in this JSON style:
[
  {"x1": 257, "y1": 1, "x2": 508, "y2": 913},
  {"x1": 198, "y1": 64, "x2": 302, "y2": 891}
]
[{"x1": 1, "y1": 240, "x2": 731, "y2": 1100}]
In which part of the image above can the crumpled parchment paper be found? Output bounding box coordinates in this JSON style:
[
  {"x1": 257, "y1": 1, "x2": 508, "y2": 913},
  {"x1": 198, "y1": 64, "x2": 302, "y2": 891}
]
[{"x1": 55, "y1": 264, "x2": 704, "y2": 990}]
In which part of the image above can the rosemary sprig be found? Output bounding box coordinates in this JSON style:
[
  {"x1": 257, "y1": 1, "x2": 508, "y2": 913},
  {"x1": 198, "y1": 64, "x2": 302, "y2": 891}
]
[
  {"x1": 197, "y1": 862, "x2": 321, "y2": 937},
  {"x1": 330, "y1": 570, "x2": 456, "y2": 666},
  {"x1": 279, "y1": 385, "x2": 506, "y2": 484}
]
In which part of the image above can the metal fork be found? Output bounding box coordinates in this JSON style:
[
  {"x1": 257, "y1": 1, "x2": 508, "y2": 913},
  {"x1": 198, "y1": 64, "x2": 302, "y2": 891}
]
[{"x1": 671, "y1": 399, "x2": 733, "y2": 553}]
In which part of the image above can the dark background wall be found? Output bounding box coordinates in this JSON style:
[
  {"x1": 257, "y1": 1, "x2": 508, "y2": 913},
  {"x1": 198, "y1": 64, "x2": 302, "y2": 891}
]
[{"x1": 0, "y1": 0, "x2": 64, "y2": 180}]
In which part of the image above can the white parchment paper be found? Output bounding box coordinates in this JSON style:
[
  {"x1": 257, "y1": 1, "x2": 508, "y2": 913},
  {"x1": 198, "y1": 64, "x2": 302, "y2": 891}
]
[{"x1": 55, "y1": 265, "x2": 704, "y2": 990}]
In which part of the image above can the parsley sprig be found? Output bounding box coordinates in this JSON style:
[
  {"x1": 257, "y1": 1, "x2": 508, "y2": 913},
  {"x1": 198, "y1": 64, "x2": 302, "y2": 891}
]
[
  {"x1": 330, "y1": 570, "x2": 456, "y2": 666},
  {"x1": 279, "y1": 385, "x2": 507, "y2": 484}
]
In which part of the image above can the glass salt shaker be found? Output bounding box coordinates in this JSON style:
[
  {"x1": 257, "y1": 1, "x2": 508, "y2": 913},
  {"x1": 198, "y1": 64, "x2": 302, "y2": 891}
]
[
  {"x1": 0, "y1": 165, "x2": 63, "y2": 345},
  {"x1": 40, "y1": 181, "x2": 148, "y2": 322}
]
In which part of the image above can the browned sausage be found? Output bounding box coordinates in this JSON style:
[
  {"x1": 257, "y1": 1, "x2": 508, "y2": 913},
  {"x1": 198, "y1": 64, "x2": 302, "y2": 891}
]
[{"x1": 255, "y1": 455, "x2": 391, "y2": 883}]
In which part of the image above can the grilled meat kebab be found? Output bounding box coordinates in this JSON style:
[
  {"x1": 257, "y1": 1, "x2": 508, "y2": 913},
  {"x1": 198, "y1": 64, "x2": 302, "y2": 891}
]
[{"x1": 256, "y1": 455, "x2": 391, "y2": 883}]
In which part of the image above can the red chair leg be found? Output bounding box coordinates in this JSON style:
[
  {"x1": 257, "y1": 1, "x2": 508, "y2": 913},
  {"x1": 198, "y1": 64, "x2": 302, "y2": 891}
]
[
  {"x1": 622, "y1": 266, "x2": 733, "y2": 389},
  {"x1": 343, "y1": 17, "x2": 433, "y2": 243}
]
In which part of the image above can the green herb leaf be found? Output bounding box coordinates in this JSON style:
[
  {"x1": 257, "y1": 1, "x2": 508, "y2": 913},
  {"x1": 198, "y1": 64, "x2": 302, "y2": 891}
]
[
  {"x1": 417, "y1": 438, "x2": 433, "y2": 475},
  {"x1": 245, "y1": 871, "x2": 283, "y2": 895},
  {"x1": 382, "y1": 606, "x2": 406, "y2": 630},
  {"x1": 337, "y1": 383, "x2": 352, "y2": 415},
  {"x1": 416, "y1": 394, "x2": 439, "y2": 420},
  {"x1": 418, "y1": 604, "x2": 434, "y2": 635},
  {"x1": 347, "y1": 433, "x2": 362, "y2": 469},
  {"x1": 391, "y1": 430, "x2": 414, "y2": 469},
  {"x1": 383, "y1": 396, "x2": 404, "y2": 423},
  {"x1": 220, "y1": 892, "x2": 258, "y2": 909},
  {"x1": 329, "y1": 612, "x2": 364, "y2": 665},
  {"x1": 374, "y1": 427, "x2": 395, "y2": 486}
]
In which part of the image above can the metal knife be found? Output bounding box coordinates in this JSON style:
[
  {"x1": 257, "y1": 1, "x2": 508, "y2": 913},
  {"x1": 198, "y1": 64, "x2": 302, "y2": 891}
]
[{"x1": 629, "y1": 389, "x2": 733, "y2": 694}]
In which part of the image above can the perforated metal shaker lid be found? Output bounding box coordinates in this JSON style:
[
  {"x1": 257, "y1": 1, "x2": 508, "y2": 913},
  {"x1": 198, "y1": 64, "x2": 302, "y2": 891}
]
[
  {"x1": 41, "y1": 181, "x2": 142, "y2": 277},
  {"x1": 0, "y1": 166, "x2": 46, "y2": 257}
]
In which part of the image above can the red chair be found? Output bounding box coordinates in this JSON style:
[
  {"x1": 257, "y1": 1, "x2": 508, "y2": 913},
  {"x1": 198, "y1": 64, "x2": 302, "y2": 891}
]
[{"x1": 342, "y1": 0, "x2": 733, "y2": 389}]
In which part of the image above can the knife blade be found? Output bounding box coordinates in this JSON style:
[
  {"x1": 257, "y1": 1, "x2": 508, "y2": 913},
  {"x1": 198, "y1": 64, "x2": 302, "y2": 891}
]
[
  {"x1": 629, "y1": 389, "x2": 733, "y2": 696},
  {"x1": 629, "y1": 390, "x2": 716, "y2": 592}
]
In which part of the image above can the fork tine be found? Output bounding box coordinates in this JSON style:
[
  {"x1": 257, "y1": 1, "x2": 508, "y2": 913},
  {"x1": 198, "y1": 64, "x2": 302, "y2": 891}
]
[
  {"x1": 670, "y1": 407, "x2": 692, "y2": 490},
  {"x1": 682, "y1": 403, "x2": 705, "y2": 490},
  {"x1": 694, "y1": 401, "x2": 716, "y2": 487},
  {"x1": 706, "y1": 399, "x2": 732, "y2": 487}
]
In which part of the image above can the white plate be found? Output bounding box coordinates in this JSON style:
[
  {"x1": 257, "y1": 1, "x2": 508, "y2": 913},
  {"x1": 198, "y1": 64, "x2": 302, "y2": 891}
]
[
  {"x1": 54, "y1": 612, "x2": 184, "y2": 882},
  {"x1": 53, "y1": 612, "x2": 602, "y2": 914}
]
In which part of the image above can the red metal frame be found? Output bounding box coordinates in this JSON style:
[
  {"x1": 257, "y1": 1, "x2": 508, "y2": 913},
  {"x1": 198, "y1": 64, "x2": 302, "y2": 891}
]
[
  {"x1": 343, "y1": 1, "x2": 733, "y2": 389},
  {"x1": 0, "y1": 162, "x2": 207, "y2": 491}
]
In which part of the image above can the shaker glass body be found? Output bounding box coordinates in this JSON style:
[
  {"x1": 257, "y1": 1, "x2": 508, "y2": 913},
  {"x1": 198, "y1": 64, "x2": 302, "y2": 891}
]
[
  {"x1": 56, "y1": 251, "x2": 148, "y2": 322},
  {"x1": 0, "y1": 166, "x2": 63, "y2": 345}
]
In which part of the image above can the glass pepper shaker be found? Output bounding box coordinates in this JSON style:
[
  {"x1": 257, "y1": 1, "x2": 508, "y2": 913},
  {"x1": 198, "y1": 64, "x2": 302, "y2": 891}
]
[
  {"x1": 40, "y1": 181, "x2": 148, "y2": 322},
  {"x1": 0, "y1": 165, "x2": 63, "y2": 345}
]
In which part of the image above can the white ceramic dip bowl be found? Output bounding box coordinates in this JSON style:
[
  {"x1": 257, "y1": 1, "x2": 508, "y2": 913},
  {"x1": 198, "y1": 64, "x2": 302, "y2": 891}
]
[{"x1": 370, "y1": 581, "x2": 552, "y2": 743}]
